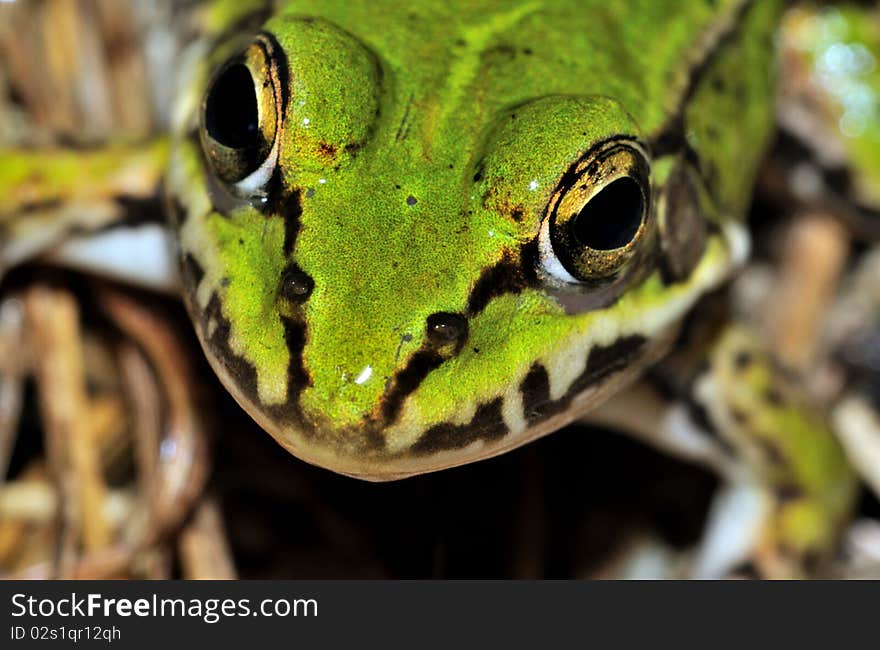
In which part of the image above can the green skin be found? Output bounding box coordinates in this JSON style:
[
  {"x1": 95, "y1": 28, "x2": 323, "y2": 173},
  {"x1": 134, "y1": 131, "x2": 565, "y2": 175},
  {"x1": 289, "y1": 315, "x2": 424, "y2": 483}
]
[{"x1": 166, "y1": 0, "x2": 781, "y2": 480}]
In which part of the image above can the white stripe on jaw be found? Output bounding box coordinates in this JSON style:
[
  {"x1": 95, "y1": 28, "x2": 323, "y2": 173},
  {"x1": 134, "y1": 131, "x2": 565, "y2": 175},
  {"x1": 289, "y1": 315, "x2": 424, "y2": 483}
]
[{"x1": 501, "y1": 384, "x2": 526, "y2": 434}]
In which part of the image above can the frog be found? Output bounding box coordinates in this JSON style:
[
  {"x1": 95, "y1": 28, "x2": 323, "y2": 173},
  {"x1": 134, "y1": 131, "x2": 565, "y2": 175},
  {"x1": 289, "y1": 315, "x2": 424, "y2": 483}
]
[
  {"x1": 164, "y1": 0, "x2": 781, "y2": 481},
  {"x1": 0, "y1": 0, "x2": 863, "y2": 577}
]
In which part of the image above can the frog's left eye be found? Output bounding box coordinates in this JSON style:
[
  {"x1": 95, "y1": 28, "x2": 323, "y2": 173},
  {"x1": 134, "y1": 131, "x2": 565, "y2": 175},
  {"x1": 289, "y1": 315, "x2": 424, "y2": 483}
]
[
  {"x1": 200, "y1": 37, "x2": 283, "y2": 194},
  {"x1": 539, "y1": 140, "x2": 651, "y2": 284}
]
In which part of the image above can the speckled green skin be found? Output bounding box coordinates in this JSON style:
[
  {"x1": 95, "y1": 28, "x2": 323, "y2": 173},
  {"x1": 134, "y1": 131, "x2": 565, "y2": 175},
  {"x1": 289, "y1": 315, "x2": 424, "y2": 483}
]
[{"x1": 169, "y1": 0, "x2": 780, "y2": 479}]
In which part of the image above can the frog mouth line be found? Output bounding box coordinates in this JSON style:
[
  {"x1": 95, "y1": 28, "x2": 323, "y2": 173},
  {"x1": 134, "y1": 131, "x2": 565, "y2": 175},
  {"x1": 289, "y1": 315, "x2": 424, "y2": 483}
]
[{"x1": 404, "y1": 334, "x2": 648, "y2": 457}]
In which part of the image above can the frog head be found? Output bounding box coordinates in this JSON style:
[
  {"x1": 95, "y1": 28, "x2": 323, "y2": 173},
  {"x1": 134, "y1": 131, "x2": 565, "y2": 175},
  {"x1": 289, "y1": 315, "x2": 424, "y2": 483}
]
[{"x1": 168, "y1": 10, "x2": 749, "y2": 480}]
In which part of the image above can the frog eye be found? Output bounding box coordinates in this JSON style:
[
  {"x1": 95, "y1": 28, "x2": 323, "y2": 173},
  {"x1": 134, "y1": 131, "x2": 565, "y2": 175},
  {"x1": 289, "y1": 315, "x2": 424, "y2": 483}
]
[
  {"x1": 539, "y1": 140, "x2": 650, "y2": 284},
  {"x1": 200, "y1": 36, "x2": 283, "y2": 194}
]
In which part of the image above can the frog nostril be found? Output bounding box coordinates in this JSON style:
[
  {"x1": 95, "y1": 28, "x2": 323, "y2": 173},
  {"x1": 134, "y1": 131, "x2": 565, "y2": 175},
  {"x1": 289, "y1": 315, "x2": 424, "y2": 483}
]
[
  {"x1": 425, "y1": 312, "x2": 468, "y2": 347},
  {"x1": 279, "y1": 264, "x2": 314, "y2": 303}
]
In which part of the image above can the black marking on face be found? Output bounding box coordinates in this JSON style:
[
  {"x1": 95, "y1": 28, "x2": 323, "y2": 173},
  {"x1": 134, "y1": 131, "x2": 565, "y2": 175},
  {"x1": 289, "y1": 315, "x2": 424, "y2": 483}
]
[
  {"x1": 202, "y1": 293, "x2": 261, "y2": 407},
  {"x1": 465, "y1": 249, "x2": 527, "y2": 316},
  {"x1": 518, "y1": 237, "x2": 540, "y2": 286},
  {"x1": 273, "y1": 315, "x2": 312, "y2": 418},
  {"x1": 282, "y1": 188, "x2": 303, "y2": 256},
  {"x1": 519, "y1": 363, "x2": 550, "y2": 425},
  {"x1": 564, "y1": 335, "x2": 648, "y2": 401},
  {"x1": 411, "y1": 398, "x2": 506, "y2": 454},
  {"x1": 197, "y1": 287, "x2": 312, "y2": 434},
  {"x1": 472, "y1": 160, "x2": 485, "y2": 183},
  {"x1": 521, "y1": 336, "x2": 649, "y2": 429},
  {"x1": 425, "y1": 312, "x2": 469, "y2": 351},
  {"x1": 380, "y1": 350, "x2": 445, "y2": 423},
  {"x1": 278, "y1": 263, "x2": 314, "y2": 303}
]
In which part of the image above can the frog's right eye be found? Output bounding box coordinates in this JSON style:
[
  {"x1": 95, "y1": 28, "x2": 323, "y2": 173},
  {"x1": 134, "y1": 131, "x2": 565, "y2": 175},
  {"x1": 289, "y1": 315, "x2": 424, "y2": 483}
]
[
  {"x1": 200, "y1": 36, "x2": 283, "y2": 194},
  {"x1": 538, "y1": 139, "x2": 651, "y2": 284}
]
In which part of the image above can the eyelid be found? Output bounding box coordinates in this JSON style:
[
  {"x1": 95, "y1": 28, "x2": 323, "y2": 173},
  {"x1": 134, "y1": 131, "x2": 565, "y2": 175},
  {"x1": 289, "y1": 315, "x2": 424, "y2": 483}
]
[
  {"x1": 537, "y1": 217, "x2": 580, "y2": 285},
  {"x1": 233, "y1": 135, "x2": 280, "y2": 196}
]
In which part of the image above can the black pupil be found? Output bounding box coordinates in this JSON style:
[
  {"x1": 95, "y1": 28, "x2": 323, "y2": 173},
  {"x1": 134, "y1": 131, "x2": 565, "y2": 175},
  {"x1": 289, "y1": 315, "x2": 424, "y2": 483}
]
[
  {"x1": 571, "y1": 177, "x2": 644, "y2": 250},
  {"x1": 205, "y1": 63, "x2": 259, "y2": 149}
]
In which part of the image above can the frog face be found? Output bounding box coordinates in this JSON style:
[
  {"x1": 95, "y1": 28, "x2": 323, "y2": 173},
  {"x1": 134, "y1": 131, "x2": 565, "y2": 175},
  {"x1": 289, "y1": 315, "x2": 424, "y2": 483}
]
[{"x1": 168, "y1": 2, "x2": 776, "y2": 479}]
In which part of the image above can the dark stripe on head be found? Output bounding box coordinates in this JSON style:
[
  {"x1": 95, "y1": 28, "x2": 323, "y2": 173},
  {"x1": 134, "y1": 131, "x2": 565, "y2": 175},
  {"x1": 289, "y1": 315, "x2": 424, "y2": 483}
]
[
  {"x1": 519, "y1": 363, "x2": 550, "y2": 426},
  {"x1": 264, "y1": 315, "x2": 312, "y2": 423},
  {"x1": 281, "y1": 187, "x2": 303, "y2": 255},
  {"x1": 202, "y1": 293, "x2": 261, "y2": 406},
  {"x1": 199, "y1": 294, "x2": 313, "y2": 432},
  {"x1": 565, "y1": 335, "x2": 649, "y2": 401},
  {"x1": 411, "y1": 398, "x2": 506, "y2": 455},
  {"x1": 380, "y1": 350, "x2": 445, "y2": 423},
  {"x1": 527, "y1": 335, "x2": 649, "y2": 427},
  {"x1": 466, "y1": 249, "x2": 527, "y2": 316},
  {"x1": 257, "y1": 31, "x2": 290, "y2": 117}
]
